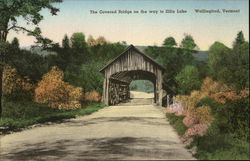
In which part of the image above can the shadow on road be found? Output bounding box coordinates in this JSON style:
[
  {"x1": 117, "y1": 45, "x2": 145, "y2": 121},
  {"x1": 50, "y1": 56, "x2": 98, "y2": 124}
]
[{"x1": 2, "y1": 137, "x2": 179, "y2": 160}]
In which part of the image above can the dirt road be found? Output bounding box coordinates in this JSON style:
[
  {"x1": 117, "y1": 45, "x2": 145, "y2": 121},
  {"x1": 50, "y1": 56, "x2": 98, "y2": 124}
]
[{"x1": 0, "y1": 92, "x2": 194, "y2": 160}]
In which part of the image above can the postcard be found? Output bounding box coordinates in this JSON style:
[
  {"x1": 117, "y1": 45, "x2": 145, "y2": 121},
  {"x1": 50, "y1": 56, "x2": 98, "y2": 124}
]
[{"x1": 0, "y1": 0, "x2": 249, "y2": 160}]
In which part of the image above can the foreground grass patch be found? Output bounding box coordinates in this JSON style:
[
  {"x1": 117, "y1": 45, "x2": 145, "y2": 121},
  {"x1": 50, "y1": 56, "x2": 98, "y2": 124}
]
[
  {"x1": 193, "y1": 134, "x2": 250, "y2": 160},
  {"x1": 166, "y1": 113, "x2": 187, "y2": 136},
  {"x1": 0, "y1": 102, "x2": 106, "y2": 132}
]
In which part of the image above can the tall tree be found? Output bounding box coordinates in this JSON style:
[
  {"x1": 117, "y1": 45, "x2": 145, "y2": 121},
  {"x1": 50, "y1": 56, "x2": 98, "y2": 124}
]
[
  {"x1": 208, "y1": 41, "x2": 231, "y2": 81},
  {"x1": 87, "y1": 35, "x2": 96, "y2": 46},
  {"x1": 11, "y1": 37, "x2": 20, "y2": 48},
  {"x1": 233, "y1": 31, "x2": 245, "y2": 48},
  {"x1": 71, "y1": 32, "x2": 88, "y2": 50},
  {"x1": 0, "y1": 0, "x2": 62, "y2": 116},
  {"x1": 175, "y1": 65, "x2": 201, "y2": 94},
  {"x1": 180, "y1": 34, "x2": 197, "y2": 50},
  {"x1": 62, "y1": 34, "x2": 70, "y2": 49},
  {"x1": 163, "y1": 37, "x2": 177, "y2": 47}
]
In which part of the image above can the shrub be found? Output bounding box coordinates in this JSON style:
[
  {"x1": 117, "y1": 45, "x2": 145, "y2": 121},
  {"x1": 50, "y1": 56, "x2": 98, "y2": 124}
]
[
  {"x1": 84, "y1": 91, "x2": 101, "y2": 102},
  {"x1": 192, "y1": 106, "x2": 213, "y2": 124},
  {"x1": 183, "y1": 116, "x2": 197, "y2": 127},
  {"x1": 3, "y1": 65, "x2": 35, "y2": 95},
  {"x1": 200, "y1": 77, "x2": 232, "y2": 96},
  {"x1": 34, "y1": 66, "x2": 83, "y2": 110},
  {"x1": 211, "y1": 88, "x2": 249, "y2": 104},
  {"x1": 184, "y1": 124, "x2": 209, "y2": 137}
]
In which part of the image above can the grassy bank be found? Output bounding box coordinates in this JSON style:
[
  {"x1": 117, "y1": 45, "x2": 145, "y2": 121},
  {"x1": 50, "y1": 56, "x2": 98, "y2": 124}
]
[
  {"x1": 166, "y1": 113, "x2": 187, "y2": 136},
  {"x1": 166, "y1": 112, "x2": 250, "y2": 160},
  {"x1": 0, "y1": 102, "x2": 106, "y2": 134}
]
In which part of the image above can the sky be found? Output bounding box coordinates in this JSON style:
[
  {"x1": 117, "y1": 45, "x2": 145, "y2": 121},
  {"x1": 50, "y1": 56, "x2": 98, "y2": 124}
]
[{"x1": 7, "y1": 0, "x2": 249, "y2": 50}]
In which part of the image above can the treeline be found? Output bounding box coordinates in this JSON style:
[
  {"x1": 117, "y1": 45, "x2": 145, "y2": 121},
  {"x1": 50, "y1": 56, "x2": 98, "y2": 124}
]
[
  {"x1": 145, "y1": 32, "x2": 249, "y2": 95},
  {"x1": 1, "y1": 33, "x2": 126, "y2": 120},
  {"x1": 6, "y1": 33, "x2": 126, "y2": 94}
]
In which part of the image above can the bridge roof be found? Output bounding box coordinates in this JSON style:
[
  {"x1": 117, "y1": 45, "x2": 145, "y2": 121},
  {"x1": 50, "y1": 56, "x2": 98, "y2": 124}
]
[{"x1": 99, "y1": 45, "x2": 166, "y2": 73}]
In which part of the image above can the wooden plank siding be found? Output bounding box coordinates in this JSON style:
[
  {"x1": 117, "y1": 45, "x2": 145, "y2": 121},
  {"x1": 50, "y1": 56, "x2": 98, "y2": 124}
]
[{"x1": 100, "y1": 45, "x2": 165, "y2": 106}]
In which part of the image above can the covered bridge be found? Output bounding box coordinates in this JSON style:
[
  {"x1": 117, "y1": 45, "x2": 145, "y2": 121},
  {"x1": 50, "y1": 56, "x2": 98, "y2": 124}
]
[{"x1": 99, "y1": 45, "x2": 166, "y2": 106}]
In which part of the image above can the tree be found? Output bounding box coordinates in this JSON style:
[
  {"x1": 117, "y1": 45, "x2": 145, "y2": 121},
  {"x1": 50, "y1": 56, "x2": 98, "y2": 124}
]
[
  {"x1": 208, "y1": 42, "x2": 231, "y2": 81},
  {"x1": 11, "y1": 37, "x2": 19, "y2": 48},
  {"x1": 175, "y1": 65, "x2": 201, "y2": 95},
  {"x1": 233, "y1": 31, "x2": 245, "y2": 48},
  {"x1": 163, "y1": 37, "x2": 177, "y2": 47},
  {"x1": 62, "y1": 35, "x2": 70, "y2": 49},
  {"x1": 87, "y1": 35, "x2": 97, "y2": 46},
  {"x1": 180, "y1": 34, "x2": 197, "y2": 50},
  {"x1": 71, "y1": 32, "x2": 88, "y2": 49},
  {"x1": 0, "y1": 0, "x2": 62, "y2": 116},
  {"x1": 96, "y1": 36, "x2": 108, "y2": 45}
]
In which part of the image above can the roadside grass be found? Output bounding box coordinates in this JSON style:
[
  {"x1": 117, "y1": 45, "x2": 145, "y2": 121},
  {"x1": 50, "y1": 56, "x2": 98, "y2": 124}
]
[
  {"x1": 166, "y1": 113, "x2": 187, "y2": 136},
  {"x1": 0, "y1": 101, "x2": 106, "y2": 133},
  {"x1": 192, "y1": 134, "x2": 250, "y2": 160},
  {"x1": 166, "y1": 110, "x2": 250, "y2": 160}
]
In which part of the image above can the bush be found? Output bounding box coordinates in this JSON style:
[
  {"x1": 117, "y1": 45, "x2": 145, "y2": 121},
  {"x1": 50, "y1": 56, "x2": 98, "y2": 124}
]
[
  {"x1": 183, "y1": 116, "x2": 197, "y2": 127},
  {"x1": 198, "y1": 96, "x2": 249, "y2": 141},
  {"x1": 3, "y1": 65, "x2": 35, "y2": 95},
  {"x1": 166, "y1": 113, "x2": 187, "y2": 136},
  {"x1": 211, "y1": 88, "x2": 249, "y2": 104},
  {"x1": 84, "y1": 91, "x2": 101, "y2": 102},
  {"x1": 184, "y1": 124, "x2": 209, "y2": 137},
  {"x1": 35, "y1": 66, "x2": 83, "y2": 110}
]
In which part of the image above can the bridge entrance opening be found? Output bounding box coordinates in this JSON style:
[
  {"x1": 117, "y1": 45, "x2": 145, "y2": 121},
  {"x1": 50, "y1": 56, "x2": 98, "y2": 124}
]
[{"x1": 129, "y1": 80, "x2": 155, "y2": 105}]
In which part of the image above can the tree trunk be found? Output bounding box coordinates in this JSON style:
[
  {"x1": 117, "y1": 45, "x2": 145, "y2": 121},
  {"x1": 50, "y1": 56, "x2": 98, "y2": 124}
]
[
  {"x1": 0, "y1": 29, "x2": 8, "y2": 117},
  {"x1": 0, "y1": 66, "x2": 2, "y2": 116}
]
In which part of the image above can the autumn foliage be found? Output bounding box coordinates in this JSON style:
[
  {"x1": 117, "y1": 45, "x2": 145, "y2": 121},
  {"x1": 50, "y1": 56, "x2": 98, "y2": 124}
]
[
  {"x1": 211, "y1": 88, "x2": 249, "y2": 104},
  {"x1": 34, "y1": 66, "x2": 83, "y2": 110},
  {"x1": 167, "y1": 77, "x2": 249, "y2": 140},
  {"x1": 3, "y1": 65, "x2": 35, "y2": 95},
  {"x1": 84, "y1": 91, "x2": 101, "y2": 102}
]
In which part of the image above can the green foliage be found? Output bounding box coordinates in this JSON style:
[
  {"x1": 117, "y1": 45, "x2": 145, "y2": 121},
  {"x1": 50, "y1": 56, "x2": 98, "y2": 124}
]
[
  {"x1": 8, "y1": 48, "x2": 49, "y2": 82},
  {"x1": 163, "y1": 37, "x2": 177, "y2": 47},
  {"x1": 89, "y1": 42, "x2": 126, "y2": 62},
  {"x1": 233, "y1": 31, "x2": 245, "y2": 48},
  {"x1": 175, "y1": 65, "x2": 201, "y2": 94},
  {"x1": 71, "y1": 32, "x2": 88, "y2": 50},
  {"x1": 11, "y1": 37, "x2": 19, "y2": 48},
  {"x1": 166, "y1": 113, "x2": 187, "y2": 136},
  {"x1": 198, "y1": 96, "x2": 249, "y2": 141},
  {"x1": 208, "y1": 41, "x2": 231, "y2": 80},
  {"x1": 145, "y1": 45, "x2": 197, "y2": 95},
  {"x1": 79, "y1": 61, "x2": 104, "y2": 93},
  {"x1": 129, "y1": 80, "x2": 154, "y2": 93},
  {"x1": 208, "y1": 32, "x2": 249, "y2": 90},
  {"x1": 193, "y1": 134, "x2": 250, "y2": 160},
  {"x1": 62, "y1": 34, "x2": 70, "y2": 49},
  {"x1": 180, "y1": 34, "x2": 197, "y2": 50},
  {"x1": 64, "y1": 42, "x2": 125, "y2": 90},
  {"x1": 0, "y1": 0, "x2": 62, "y2": 44},
  {"x1": 2, "y1": 98, "x2": 53, "y2": 119}
]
